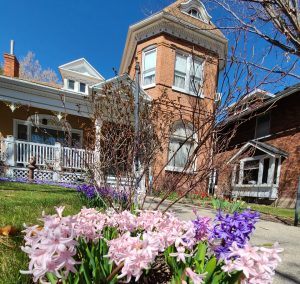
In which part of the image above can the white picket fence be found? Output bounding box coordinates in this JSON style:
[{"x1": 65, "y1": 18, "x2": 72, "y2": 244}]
[{"x1": 1, "y1": 137, "x2": 95, "y2": 171}]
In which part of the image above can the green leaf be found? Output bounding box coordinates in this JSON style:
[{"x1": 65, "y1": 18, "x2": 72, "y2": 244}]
[
  {"x1": 194, "y1": 242, "x2": 207, "y2": 272},
  {"x1": 46, "y1": 273, "x2": 58, "y2": 284},
  {"x1": 204, "y1": 257, "x2": 217, "y2": 282}
]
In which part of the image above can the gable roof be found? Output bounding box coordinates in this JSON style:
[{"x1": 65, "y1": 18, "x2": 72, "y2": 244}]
[
  {"x1": 227, "y1": 140, "x2": 288, "y2": 164},
  {"x1": 59, "y1": 58, "x2": 104, "y2": 80},
  {"x1": 164, "y1": 0, "x2": 224, "y2": 37}
]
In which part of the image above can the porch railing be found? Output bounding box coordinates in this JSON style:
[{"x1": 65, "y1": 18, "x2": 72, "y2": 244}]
[
  {"x1": 62, "y1": 147, "x2": 95, "y2": 170},
  {"x1": 16, "y1": 140, "x2": 56, "y2": 166},
  {"x1": 1, "y1": 137, "x2": 95, "y2": 171}
]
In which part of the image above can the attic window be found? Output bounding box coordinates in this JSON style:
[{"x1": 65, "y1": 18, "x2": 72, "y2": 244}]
[
  {"x1": 188, "y1": 9, "x2": 199, "y2": 17},
  {"x1": 68, "y1": 79, "x2": 75, "y2": 90},
  {"x1": 180, "y1": 1, "x2": 211, "y2": 23}
]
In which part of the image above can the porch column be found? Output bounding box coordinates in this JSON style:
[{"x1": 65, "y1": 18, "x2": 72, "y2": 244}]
[
  {"x1": 267, "y1": 157, "x2": 276, "y2": 185},
  {"x1": 5, "y1": 136, "x2": 16, "y2": 177},
  {"x1": 53, "y1": 142, "x2": 62, "y2": 182},
  {"x1": 238, "y1": 161, "x2": 244, "y2": 185},
  {"x1": 94, "y1": 118, "x2": 102, "y2": 187}
]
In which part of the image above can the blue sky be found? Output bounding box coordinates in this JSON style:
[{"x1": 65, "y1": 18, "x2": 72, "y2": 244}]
[
  {"x1": 0, "y1": 0, "x2": 162, "y2": 79},
  {"x1": 0, "y1": 0, "x2": 298, "y2": 93}
]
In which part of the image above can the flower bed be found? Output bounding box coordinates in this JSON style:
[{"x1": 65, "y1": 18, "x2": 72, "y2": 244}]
[
  {"x1": 0, "y1": 177, "x2": 78, "y2": 189},
  {"x1": 77, "y1": 184, "x2": 128, "y2": 208},
  {"x1": 21, "y1": 207, "x2": 283, "y2": 283}
]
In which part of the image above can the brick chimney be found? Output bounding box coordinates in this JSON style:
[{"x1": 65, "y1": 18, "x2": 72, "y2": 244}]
[{"x1": 3, "y1": 40, "x2": 19, "y2": 77}]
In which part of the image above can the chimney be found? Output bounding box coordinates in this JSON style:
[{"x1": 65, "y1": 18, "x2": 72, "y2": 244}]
[{"x1": 3, "y1": 40, "x2": 19, "y2": 77}]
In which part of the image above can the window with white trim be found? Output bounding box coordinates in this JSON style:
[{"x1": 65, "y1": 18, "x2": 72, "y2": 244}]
[
  {"x1": 68, "y1": 79, "x2": 75, "y2": 90},
  {"x1": 142, "y1": 47, "x2": 157, "y2": 87},
  {"x1": 14, "y1": 116, "x2": 82, "y2": 147},
  {"x1": 166, "y1": 122, "x2": 196, "y2": 172},
  {"x1": 232, "y1": 155, "x2": 281, "y2": 187},
  {"x1": 79, "y1": 82, "x2": 86, "y2": 93},
  {"x1": 173, "y1": 52, "x2": 204, "y2": 96}
]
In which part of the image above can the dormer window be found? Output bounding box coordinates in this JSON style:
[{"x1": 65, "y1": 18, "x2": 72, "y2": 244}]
[
  {"x1": 79, "y1": 82, "x2": 86, "y2": 93},
  {"x1": 180, "y1": 0, "x2": 211, "y2": 23},
  {"x1": 68, "y1": 79, "x2": 75, "y2": 90},
  {"x1": 188, "y1": 8, "x2": 199, "y2": 17}
]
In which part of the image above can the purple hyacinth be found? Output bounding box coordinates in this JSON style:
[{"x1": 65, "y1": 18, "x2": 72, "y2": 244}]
[
  {"x1": 0, "y1": 176, "x2": 78, "y2": 189},
  {"x1": 192, "y1": 216, "x2": 211, "y2": 241},
  {"x1": 209, "y1": 209, "x2": 260, "y2": 259},
  {"x1": 77, "y1": 184, "x2": 128, "y2": 203}
]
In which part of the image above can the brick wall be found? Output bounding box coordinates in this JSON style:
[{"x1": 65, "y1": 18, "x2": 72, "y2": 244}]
[
  {"x1": 3, "y1": 53, "x2": 19, "y2": 77},
  {"x1": 126, "y1": 33, "x2": 220, "y2": 194},
  {"x1": 216, "y1": 91, "x2": 300, "y2": 208}
]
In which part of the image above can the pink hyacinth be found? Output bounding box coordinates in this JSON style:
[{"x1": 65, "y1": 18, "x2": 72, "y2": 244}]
[
  {"x1": 74, "y1": 207, "x2": 107, "y2": 242},
  {"x1": 106, "y1": 232, "x2": 160, "y2": 282},
  {"x1": 21, "y1": 206, "x2": 79, "y2": 282},
  {"x1": 169, "y1": 246, "x2": 192, "y2": 263},
  {"x1": 183, "y1": 267, "x2": 207, "y2": 284},
  {"x1": 222, "y1": 242, "x2": 283, "y2": 284}
]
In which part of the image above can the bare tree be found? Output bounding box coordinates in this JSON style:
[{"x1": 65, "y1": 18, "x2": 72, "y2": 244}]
[
  {"x1": 208, "y1": 0, "x2": 300, "y2": 56},
  {"x1": 20, "y1": 51, "x2": 60, "y2": 84}
]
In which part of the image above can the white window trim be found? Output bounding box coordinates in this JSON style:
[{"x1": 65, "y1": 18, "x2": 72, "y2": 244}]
[
  {"x1": 13, "y1": 118, "x2": 83, "y2": 146},
  {"x1": 79, "y1": 82, "x2": 87, "y2": 94},
  {"x1": 141, "y1": 46, "x2": 157, "y2": 89},
  {"x1": 233, "y1": 154, "x2": 281, "y2": 188},
  {"x1": 172, "y1": 51, "x2": 205, "y2": 98},
  {"x1": 165, "y1": 123, "x2": 197, "y2": 173},
  {"x1": 68, "y1": 79, "x2": 75, "y2": 91}
]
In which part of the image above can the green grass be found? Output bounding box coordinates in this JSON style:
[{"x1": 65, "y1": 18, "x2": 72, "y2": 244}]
[
  {"x1": 156, "y1": 191, "x2": 295, "y2": 220},
  {"x1": 243, "y1": 203, "x2": 294, "y2": 219},
  {"x1": 0, "y1": 182, "x2": 84, "y2": 284}
]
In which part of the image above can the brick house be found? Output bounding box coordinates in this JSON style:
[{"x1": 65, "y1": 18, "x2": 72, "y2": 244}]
[
  {"x1": 119, "y1": 0, "x2": 227, "y2": 192},
  {"x1": 0, "y1": 0, "x2": 227, "y2": 190},
  {"x1": 214, "y1": 84, "x2": 300, "y2": 208}
]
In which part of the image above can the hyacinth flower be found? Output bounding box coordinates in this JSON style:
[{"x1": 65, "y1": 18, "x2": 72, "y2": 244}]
[
  {"x1": 209, "y1": 209, "x2": 260, "y2": 259},
  {"x1": 21, "y1": 206, "x2": 282, "y2": 284},
  {"x1": 222, "y1": 242, "x2": 283, "y2": 284}
]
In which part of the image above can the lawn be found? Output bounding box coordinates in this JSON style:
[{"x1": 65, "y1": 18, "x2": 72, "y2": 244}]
[
  {"x1": 0, "y1": 181, "x2": 84, "y2": 284},
  {"x1": 159, "y1": 192, "x2": 295, "y2": 220}
]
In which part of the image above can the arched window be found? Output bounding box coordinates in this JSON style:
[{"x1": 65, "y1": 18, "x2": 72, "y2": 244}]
[
  {"x1": 188, "y1": 8, "x2": 199, "y2": 17},
  {"x1": 166, "y1": 121, "x2": 196, "y2": 172}
]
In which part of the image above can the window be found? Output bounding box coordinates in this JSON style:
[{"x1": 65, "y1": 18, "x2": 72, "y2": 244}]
[
  {"x1": 242, "y1": 160, "x2": 259, "y2": 185},
  {"x1": 255, "y1": 113, "x2": 270, "y2": 138},
  {"x1": 14, "y1": 118, "x2": 82, "y2": 147},
  {"x1": 80, "y1": 82, "x2": 86, "y2": 93},
  {"x1": 233, "y1": 155, "x2": 281, "y2": 187},
  {"x1": 68, "y1": 79, "x2": 75, "y2": 90},
  {"x1": 188, "y1": 8, "x2": 199, "y2": 17},
  {"x1": 142, "y1": 47, "x2": 157, "y2": 87},
  {"x1": 17, "y1": 124, "x2": 28, "y2": 140},
  {"x1": 173, "y1": 53, "x2": 204, "y2": 96},
  {"x1": 167, "y1": 122, "x2": 196, "y2": 172}
]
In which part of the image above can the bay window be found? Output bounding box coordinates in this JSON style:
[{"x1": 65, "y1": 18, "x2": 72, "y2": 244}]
[
  {"x1": 173, "y1": 52, "x2": 204, "y2": 96},
  {"x1": 142, "y1": 47, "x2": 157, "y2": 88},
  {"x1": 232, "y1": 155, "x2": 281, "y2": 187}
]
